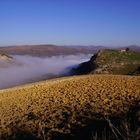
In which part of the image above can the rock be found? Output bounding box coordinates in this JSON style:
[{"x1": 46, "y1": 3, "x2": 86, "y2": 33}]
[{"x1": 71, "y1": 49, "x2": 140, "y2": 75}]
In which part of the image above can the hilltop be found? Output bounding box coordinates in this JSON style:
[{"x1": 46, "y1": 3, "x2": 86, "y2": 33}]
[
  {"x1": 0, "y1": 53, "x2": 14, "y2": 68},
  {"x1": 0, "y1": 53, "x2": 13, "y2": 61},
  {"x1": 72, "y1": 49, "x2": 140, "y2": 75},
  {"x1": 0, "y1": 75, "x2": 140, "y2": 140},
  {"x1": 0, "y1": 45, "x2": 95, "y2": 57}
]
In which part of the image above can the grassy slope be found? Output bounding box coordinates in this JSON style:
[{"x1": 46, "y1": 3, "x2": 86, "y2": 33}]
[
  {"x1": 72, "y1": 49, "x2": 140, "y2": 75},
  {"x1": 93, "y1": 49, "x2": 140, "y2": 75},
  {"x1": 0, "y1": 75, "x2": 140, "y2": 139}
]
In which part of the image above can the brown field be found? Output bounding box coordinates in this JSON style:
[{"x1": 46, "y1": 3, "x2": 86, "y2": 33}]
[{"x1": 0, "y1": 75, "x2": 140, "y2": 140}]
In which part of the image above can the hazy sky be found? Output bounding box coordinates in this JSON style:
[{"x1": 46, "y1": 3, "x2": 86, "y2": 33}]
[{"x1": 0, "y1": 0, "x2": 140, "y2": 46}]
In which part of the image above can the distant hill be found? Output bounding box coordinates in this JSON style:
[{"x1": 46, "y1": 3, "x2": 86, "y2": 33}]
[
  {"x1": 72, "y1": 49, "x2": 140, "y2": 75},
  {"x1": 0, "y1": 53, "x2": 14, "y2": 68},
  {"x1": 115, "y1": 45, "x2": 140, "y2": 52},
  {"x1": 0, "y1": 44, "x2": 139, "y2": 57},
  {"x1": 0, "y1": 53, "x2": 13, "y2": 61},
  {"x1": 0, "y1": 44, "x2": 96, "y2": 56}
]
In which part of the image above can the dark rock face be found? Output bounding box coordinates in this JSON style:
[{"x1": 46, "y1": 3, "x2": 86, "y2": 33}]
[
  {"x1": 130, "y1": 66, "x2": 140, "y2": 75},
  {"x1": 70, "y1": 53, "x2": 98, "y2": 75}
]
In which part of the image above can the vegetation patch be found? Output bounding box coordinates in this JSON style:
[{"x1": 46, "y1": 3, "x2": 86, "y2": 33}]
[{"x1": 72, "y1": 49, "x2": 140, "y2": 75}]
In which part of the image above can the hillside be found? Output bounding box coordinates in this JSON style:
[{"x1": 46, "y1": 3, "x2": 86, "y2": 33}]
[
  {"x1": 0, "y1": 45, "x2": 139, "y2": 57},
  {"x1": 0, "y1": 75, "x2": 140, "y2": 140},
  {"x1": 0, "y1": 53, "x2": 13, "y2": 61},
  {"x1": 0, "y1": 45, "x2": 95, "y2": 57},
  {"x1": 72, "y1": 49, "x2": 140, "y2": 75},
  {"x1": 0, "y1": 53, "x2": 14, "y2": 68}
]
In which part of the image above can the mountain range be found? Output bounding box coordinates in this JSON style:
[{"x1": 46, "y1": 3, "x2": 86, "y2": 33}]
[
  {"x1": 0, "y1": 44, "x2": 95, "y2": 57},
  {"x1": 0, "y1": 44, "x2": 140, "y2": 57}
]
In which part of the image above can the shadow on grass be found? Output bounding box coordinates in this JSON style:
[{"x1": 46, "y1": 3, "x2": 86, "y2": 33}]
[{"x1": 2, "y1": 105, "x2": 140, "y2": 140}]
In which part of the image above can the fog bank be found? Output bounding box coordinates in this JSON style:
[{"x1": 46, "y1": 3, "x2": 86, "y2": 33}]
[{"x1": 0, "y1": 54, "x2": 91, "y2": 89}]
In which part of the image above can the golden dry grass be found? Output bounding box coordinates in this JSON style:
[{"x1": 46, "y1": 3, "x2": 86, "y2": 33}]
[{"x1": 0, "y1": 75, "x2": 140, "y2": 139}]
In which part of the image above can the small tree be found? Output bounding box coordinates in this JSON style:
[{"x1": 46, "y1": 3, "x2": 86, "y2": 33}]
[{"x1": 126, "y1": 48, "x2": 130, "y2": 52}]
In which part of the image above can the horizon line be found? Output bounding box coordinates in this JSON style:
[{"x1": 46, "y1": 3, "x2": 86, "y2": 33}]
[{"x1": 0, "y1": 43, "x2": 139, "y2": 48}]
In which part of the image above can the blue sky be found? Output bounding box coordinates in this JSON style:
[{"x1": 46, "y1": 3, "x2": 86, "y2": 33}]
[{"x1": 0, "y1": 0, "x2": 140, "y2": 46}]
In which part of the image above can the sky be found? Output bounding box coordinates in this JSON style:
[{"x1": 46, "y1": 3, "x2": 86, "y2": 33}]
[{"x1": 0, "y1": 0, "x2": 140, "y2": 46}]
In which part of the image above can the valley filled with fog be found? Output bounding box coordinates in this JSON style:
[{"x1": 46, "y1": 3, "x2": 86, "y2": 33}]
[{"x1": 0, "y1": 54, "x2": 91, "y2": 89}]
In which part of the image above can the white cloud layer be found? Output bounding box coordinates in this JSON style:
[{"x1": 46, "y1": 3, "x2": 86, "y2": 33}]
[{"x1": 0, "y1": 54, "x2": 91, "y2": 89}]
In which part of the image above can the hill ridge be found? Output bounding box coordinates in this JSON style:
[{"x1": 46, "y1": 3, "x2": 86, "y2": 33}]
[{"x1": 71, "y1": 49, "x2": 140, "y2": 75}]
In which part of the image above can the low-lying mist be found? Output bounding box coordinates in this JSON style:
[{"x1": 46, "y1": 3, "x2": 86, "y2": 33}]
[{"x1": 0, "y1": 54, "x2": 91, "y2": 89}]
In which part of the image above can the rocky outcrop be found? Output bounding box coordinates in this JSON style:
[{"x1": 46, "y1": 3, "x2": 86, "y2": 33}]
[
  {"x1": 0, "y1": 53, "x2": 13, "y2": 61},
  {"x1": 70, "y1": 53, "x2": 98, "y2": 75},
  {"x1": 0, "y1": 53, "x2": 14, "y2": 68},
  {"x1": 71, "y1": 49, "x2": 140, "y2": 75}
]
